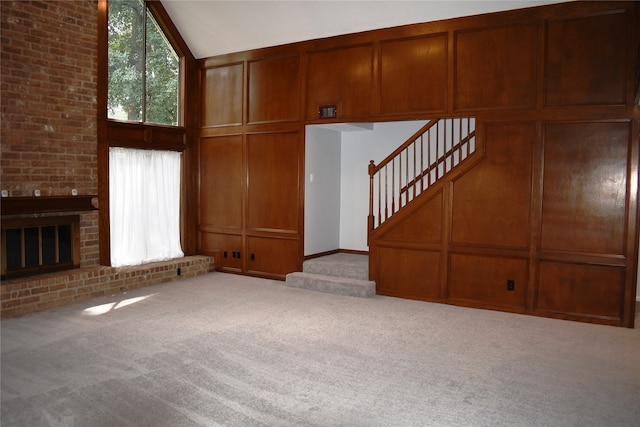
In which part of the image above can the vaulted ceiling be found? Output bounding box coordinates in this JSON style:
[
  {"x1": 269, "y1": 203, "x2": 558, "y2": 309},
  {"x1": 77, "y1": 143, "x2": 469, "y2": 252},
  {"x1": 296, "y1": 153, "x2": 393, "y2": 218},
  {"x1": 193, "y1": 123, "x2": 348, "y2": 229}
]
[{"x1": 160, "y1": 0, "x2": 569, "y2": 59}]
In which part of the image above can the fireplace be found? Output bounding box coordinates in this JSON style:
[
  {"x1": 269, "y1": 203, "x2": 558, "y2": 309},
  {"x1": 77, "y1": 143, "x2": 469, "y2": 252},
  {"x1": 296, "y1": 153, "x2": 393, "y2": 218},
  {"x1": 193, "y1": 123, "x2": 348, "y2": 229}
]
[
  {"x1": 1, "y1": 195, "x2": 96, "y2": 279},
  {"x1": 2, "y1": 215, "x2": 80, "y2": 279}
]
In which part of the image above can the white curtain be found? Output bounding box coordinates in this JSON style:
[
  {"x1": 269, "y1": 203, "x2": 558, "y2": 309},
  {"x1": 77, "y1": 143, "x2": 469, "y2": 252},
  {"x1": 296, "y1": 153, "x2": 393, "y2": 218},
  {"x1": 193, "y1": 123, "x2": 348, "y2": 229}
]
[{"x1": 109, "y1": 147, "x2": 184, "y2": 267}]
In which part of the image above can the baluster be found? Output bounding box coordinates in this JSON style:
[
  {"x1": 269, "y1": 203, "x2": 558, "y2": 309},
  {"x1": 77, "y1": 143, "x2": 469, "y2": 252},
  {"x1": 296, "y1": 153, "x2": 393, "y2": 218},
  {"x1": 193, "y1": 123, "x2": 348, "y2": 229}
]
[
  {"x1": 368, "y1": 160, "x2": 375, "y2": 229},
  {"x1": 377, "y1": 170, "x2": 381, "y2": 227},
  {"x1": 420, "y1": 135, "x2": 424, "y2": 193},
  {"x1": 458, "y1": 117, "x2": 462, "y2": 165},
  {"x1": 448, "y1": 117, "x2": 453, "y2": 172},
  {"x1": 467, "y1": 117, "x2": 471, "y2": 157},
  {"x1": 436, "y1": 120, "x2": 440, "y2": 180},
  {"x1": 404, "y1": 148, "x2": 408, "y2": 207},
  {"x1": 384, "y1": 164, "x2": 389, "y2": 221},
  {"x1": 412, "y1": 140, "x2": 417, "y2": 200},
  {"x1": 427, "y1": 129, "x2": 432, "y2": 187},
  {"x1": 391, "y1": 159, "x2": 395, "y2": 215}
]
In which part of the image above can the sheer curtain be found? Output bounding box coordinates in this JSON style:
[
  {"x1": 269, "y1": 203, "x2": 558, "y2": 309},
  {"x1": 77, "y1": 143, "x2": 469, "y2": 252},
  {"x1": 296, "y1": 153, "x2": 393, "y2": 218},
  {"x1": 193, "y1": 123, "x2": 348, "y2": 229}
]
[{"x1": 109, "y1": 147, "x2": 184, "y2": 267}]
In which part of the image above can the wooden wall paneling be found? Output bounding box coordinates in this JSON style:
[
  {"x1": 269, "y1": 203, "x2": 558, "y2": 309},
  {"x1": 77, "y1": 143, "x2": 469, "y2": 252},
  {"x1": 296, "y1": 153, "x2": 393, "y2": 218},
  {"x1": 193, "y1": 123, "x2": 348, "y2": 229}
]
[
  {"x1": 246, "y1": 236, "x2": 300, "y2": 278},
  {"x1": 199, "y1": 134, "x2": 243, "y2": 231},
  {"x1": 199, "y1": 232, "x2": 243, "y2": 272},
  {"x1": 248, "y1": 54, "x2": 301, "y2": 124},
  {"x1": 246, "y1": 131, "x2": 300, "y2": 233},
  {"x1": 377, "y1": 189, "x2": 444, "y2": 244},
  {"x1": 107, "y1": 121, "x2": 147, "y2": 145},
  {"x1": 451, "y1": 123, "x2": 534, "y2": 249},
  {"x1": 448, "y1": 253, "x2": 528, "y2": 310},
  {"x1": 544, "y1": 9, "x2": 630, "y2": 107},
  {"x1": 536, "y1": 261, "x2": 625, "y2": 323},
  {"x1": 526, "y1": 122, "x2": 545, "y2": 312},
  {"x1": 193, "y1": 1, "x2": 638, "y2": 323},
  {"x1": 454, "y1": 23, "x2": 538, "y2": 110},
  {"x1": 540, "y1": 121, "x2": 630, "y2": 256},
  {"x1": 376, "y1": 245, "x2": 441, "y2": 299},
  {"x1": 201, "y1": 63, "x2": 244, "y2": 127},
  {"x1": 379, "y1": 33, "x2": 447, "y2": 115},
  {"x1": 625, "y1": 117, "x2": 640, "y2": 325},
  {"x1": 150, "y1": 127, "x2": 186, "y2": 149},
  {"x1": 306, "y1": 44, "x2": 374, "y2": 120}
]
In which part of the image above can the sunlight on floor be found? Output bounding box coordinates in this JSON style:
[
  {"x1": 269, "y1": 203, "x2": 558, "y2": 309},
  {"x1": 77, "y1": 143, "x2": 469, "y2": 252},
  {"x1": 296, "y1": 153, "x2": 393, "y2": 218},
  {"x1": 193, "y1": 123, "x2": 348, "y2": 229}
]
[{"x1": 83, "y1": 294, "x2": 156, "y2": 316}]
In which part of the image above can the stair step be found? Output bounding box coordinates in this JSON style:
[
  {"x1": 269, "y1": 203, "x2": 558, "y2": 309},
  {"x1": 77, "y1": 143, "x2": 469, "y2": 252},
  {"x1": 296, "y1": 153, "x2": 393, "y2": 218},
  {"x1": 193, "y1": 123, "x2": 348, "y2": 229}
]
[
  {"x1": 284, "y1": 272, "x2": 375, "y2": 298},
  {"x1": 303, "y1": 253, "x2": 369, "y2": 280}
]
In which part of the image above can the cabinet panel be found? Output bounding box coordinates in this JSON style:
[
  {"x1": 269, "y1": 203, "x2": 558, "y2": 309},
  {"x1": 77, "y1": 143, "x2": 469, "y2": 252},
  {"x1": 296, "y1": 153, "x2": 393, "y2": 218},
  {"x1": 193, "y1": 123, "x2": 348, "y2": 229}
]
[
  {"x1": 247, "y1": 236, "x2": 300, "y2": 278},
  {"x1": 199, "y1": 232, "x2": 243, "y2": 271},
  {"x1": 541, "y1": 122, "x2": 629, "y2": 255},
  {"x1": 306, "y1": 44, "x2": 373, "y2": 120},
  {"x1": 449, "y1": 254, "x2": 527, "y2": 309},
  {"x1": 379, "y1": 34, "x2": 447, "y2": 115},
  {"x1": 202, "y1": 63, "x2": 243, "y2": 127},
  {"x1": 537, "y1": 261, "x2": 624, "y2": 321},
  {"x1": 376, "y1": 246, "x2": 441, "y2": 299},
  {"x1": 200, "y1": 135, "x2": 243, "y2": 230},
  {"x1": 451, "y1": 123, "x2": 534, "y2": 249},
  {"x1": 248, "y1": 55, "x2": 300, "y2": 123},
  {"x1": 545, "y1": 10, "x2": 628, "y2": 106},
  {"x1": 247, "y1": 131, "x2": 300, "y2": 232},
  {"x1": 454, "y1": 24, "x2": 538, "y2": 110},
  {"x1": 379, "y1": 190, "x2": 443, "y2": 244}
]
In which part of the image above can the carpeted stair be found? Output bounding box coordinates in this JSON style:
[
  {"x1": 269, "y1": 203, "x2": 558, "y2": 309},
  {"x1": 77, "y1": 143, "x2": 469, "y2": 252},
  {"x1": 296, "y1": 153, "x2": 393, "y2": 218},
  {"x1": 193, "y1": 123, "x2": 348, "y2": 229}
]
[{"x1": 284, "y1": 253, "x2": 375, "y2": 298}]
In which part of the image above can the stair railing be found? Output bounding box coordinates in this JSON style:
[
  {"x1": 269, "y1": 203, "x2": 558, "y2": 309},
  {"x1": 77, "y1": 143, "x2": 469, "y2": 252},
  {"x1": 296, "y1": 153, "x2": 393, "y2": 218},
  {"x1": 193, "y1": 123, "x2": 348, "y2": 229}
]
[{"x1": 368, "y1": 117, "x2": 476, "y2": 230}]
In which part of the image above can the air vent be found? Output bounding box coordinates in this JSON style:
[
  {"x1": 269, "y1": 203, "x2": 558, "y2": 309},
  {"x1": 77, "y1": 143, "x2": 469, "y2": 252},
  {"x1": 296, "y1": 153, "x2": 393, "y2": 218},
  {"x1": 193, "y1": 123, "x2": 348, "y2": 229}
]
[{"x1": 318, "y1": 105, "x2": 337, "y2": 119}]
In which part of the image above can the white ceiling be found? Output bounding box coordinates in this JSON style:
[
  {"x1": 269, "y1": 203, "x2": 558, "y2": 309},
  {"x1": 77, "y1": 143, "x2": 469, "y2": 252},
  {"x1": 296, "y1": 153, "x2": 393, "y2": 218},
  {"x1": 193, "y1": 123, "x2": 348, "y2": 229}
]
[{"x1": 160, "y1": 0, "x2": 569, "y2": 59}]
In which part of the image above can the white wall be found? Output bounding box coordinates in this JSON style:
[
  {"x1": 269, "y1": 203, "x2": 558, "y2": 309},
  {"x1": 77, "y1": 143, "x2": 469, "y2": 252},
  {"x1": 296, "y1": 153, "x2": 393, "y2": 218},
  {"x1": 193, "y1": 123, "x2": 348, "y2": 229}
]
[
  {"x1": 340, "y1": 121, "x2": 428, "y2": 250},
  {"x1": 305, "y1": 120, "x2": 427, "y2": 254},
  {"x1": 304, "y1": 126, "x2": 341, "y2": 256}
]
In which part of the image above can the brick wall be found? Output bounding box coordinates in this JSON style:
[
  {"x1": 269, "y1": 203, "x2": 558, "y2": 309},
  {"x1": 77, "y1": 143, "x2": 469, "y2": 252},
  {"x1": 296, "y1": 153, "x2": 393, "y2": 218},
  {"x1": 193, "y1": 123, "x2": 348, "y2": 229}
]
[
  {"x1": 1, "y1": 256, "x2": 215, "y2": 318},
  {"x1": 1, "y1": 0, "x2": 99, "y2": 266}
]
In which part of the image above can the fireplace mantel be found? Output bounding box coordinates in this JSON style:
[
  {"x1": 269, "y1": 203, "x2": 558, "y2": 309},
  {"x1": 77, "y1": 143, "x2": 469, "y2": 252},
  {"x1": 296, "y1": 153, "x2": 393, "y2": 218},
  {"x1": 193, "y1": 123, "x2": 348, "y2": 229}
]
[{"x1": 1, "y1": 196, "x2": 98, "y2": 216}]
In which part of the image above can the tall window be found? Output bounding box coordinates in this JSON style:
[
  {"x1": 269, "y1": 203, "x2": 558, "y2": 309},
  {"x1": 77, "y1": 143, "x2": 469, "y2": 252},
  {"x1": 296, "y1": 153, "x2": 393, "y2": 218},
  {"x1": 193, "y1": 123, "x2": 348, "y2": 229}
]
[
  {"x1": 106, "y1": 0, "x2": 185, "y2": 266},
  {"x1": 108, "y1": 0, "x2": 180, "y2": 125}
]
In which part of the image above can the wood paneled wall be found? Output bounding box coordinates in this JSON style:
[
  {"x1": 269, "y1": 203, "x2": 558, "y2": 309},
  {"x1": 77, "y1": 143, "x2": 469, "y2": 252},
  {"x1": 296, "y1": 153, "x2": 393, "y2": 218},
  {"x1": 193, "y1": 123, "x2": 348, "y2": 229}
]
[{"x1": 197, "y1": 1, "x2": 639, "y2": 326}]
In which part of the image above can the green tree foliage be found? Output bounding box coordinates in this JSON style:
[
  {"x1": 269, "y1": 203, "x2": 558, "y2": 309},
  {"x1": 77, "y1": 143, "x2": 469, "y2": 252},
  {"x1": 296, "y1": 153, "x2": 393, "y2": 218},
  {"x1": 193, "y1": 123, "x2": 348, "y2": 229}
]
[{"x1": 108, "y1": 0, "x2": 179, "y2": 126}]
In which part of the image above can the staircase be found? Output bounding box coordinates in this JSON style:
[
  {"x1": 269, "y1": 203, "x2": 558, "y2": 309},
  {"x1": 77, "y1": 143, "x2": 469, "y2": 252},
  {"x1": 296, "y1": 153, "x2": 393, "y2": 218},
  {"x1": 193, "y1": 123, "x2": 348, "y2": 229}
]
[
  {"x1": 284, "y1": 253, "x2": 375, "y2": 298},
  {"x1": 369, "y1": 117, "x2": 476, "y2": 230}
]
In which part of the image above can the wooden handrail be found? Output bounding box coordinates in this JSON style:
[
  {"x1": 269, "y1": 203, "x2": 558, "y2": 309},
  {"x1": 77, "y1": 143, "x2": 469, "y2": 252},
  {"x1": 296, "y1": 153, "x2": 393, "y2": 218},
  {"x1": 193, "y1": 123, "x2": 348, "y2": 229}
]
[
  {"x1": 399, "y1": 131, "x2": 475, "y2": 195},
  {"x1": 368, "y1": 117, "x2": 476, "y2": 230},
  {"x1": 370, "y1": 119, "x2": 440, "y2": 175}
]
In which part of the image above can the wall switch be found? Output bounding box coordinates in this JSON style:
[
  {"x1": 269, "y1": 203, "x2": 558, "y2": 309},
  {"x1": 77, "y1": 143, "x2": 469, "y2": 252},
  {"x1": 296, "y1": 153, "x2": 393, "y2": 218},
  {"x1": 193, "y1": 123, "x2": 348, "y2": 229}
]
[{"x1": 309, "y1": 173, "x2": 314, "y2": 182}]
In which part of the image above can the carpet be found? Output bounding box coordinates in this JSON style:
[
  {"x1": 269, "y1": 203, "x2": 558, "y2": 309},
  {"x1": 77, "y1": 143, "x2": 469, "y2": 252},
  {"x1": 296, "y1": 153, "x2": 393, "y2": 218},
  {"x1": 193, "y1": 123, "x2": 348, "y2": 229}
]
[{"x1": 2, "y1": 272, "x2": 639, "y2": 426}]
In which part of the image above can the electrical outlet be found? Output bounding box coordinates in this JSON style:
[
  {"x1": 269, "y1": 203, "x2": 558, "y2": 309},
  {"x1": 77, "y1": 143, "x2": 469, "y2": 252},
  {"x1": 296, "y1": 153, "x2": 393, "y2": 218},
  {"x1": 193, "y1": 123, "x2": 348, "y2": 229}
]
[{"x1": 507, "y1": 279, "x2": 515, "y2": 291}]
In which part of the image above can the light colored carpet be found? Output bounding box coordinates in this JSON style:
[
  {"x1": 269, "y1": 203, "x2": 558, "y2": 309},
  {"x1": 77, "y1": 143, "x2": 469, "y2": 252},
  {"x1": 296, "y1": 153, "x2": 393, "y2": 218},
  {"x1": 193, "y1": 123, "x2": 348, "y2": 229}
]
[{"x1": 2, "y1": 272, "x2": 639, "y2": 426}]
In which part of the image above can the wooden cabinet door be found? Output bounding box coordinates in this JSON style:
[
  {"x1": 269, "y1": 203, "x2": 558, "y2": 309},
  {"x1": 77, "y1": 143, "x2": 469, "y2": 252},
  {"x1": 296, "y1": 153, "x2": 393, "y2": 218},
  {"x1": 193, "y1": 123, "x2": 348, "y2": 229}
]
[
  {"x1": 199, "y1": 134, "x2": 244, "y2": 271},
  {"x1": 246, "y1": 131, "x2": 300, "y2": 233},
  {"x1": 247, "y1": 236, "x2": 300, "y2": 279},
  {"x1": 200, "y1": 135, "x2": 243, "y2": 231},
  {"x1": 245, "y1": 130, "x2": 302, "y2": 277}
]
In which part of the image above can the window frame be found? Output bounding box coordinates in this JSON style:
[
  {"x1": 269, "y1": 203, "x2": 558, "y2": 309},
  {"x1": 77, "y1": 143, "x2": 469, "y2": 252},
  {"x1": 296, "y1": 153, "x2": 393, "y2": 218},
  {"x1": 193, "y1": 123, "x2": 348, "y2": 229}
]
[
  {"x1": 97, "y1": 0, "x2": 198, "y2": 265},
  {"x1": 107, "y1": 0, "x2": 182, "y2": 126}
]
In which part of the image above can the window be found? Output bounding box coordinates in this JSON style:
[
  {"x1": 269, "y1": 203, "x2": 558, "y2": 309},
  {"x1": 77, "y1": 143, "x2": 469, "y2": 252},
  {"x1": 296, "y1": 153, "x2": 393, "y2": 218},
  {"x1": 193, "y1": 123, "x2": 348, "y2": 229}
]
[
  {"x1": 109, "y1": 148, "x2": 184, "y2": 267},
  {"x1": 107, "y1": 0, "x2": 180, "y2": 125}
]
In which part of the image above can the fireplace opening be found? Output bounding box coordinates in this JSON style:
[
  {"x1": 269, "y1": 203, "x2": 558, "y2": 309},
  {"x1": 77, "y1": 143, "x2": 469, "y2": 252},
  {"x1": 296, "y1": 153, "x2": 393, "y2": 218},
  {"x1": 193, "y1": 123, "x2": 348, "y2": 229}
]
[{"x1": 1, "y1": 215, "x2": 80, "y2": 279}]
